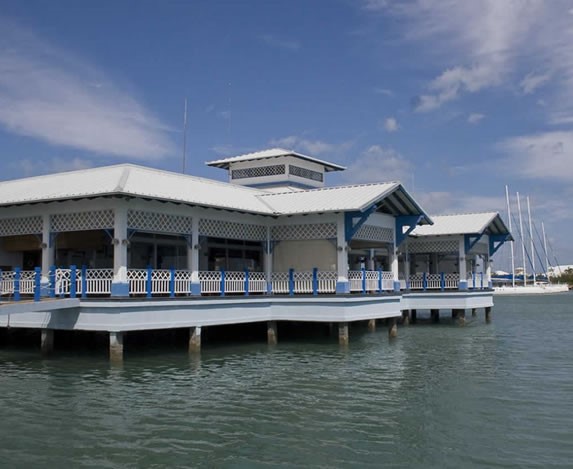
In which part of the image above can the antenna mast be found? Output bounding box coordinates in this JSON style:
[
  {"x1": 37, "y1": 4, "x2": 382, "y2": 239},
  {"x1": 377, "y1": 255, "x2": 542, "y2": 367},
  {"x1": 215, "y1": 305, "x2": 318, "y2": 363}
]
[
  {"x1": 182, "y1": 97, "x2": 188, "y2": 174},
  {"x1": 526, "y1": 196, "x2": 536, "y2": 285},
  {"x1": 542, "y1": 222, "x2": 549, "y2": 280},
  {"x1": 516, "y1": 192, "x2": 527, "y2": 286},
  {"x1": 505, "y1": 185, "x2": 515, "y2": 288}
]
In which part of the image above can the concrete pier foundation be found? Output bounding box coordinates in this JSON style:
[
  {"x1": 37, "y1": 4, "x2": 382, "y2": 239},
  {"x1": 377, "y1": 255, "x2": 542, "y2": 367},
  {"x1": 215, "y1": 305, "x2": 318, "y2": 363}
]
[
  {"x1": 411, "y1": 309, "x2": 417, "y2": 324},
  {"x1": 452, "y1": 309, "x2": 459, "y2": 320},
  {"x1": 189, "y1": 326, "x2": 202, "y2": 353},
  {"x1": 41, "y1": 329, "x2": 54, "y2": 355},
  {"x1": 485, "y1": 307, "x2": 492, "y2": 323},
  {"x1": 109, "y1": 331, "x2": 123, "y2": 362},
  {"x1": 267, "y1": 321, "x2": 278, "y2": 345},
  {"x1": 388, "y1": 317, "x2": 398, "y2": 338},
  {"x1": 457, "y1": 309, "x2": 466, "y2": 326},
  {"x1": 402, "y1": 310, "x2": 410, "y2": 326},
  {"x1": 338, "y1": 322, "x2": 349, "y2": 346},
  {"x1": 431, "y1": 309, "x2": 440, "y2": 323},
  {"x1": 472, "y1": 308, "x2": 477, "y2": 317},
  {"x1": 367, "y1": 319, "x2": 376, "y2": 332}
]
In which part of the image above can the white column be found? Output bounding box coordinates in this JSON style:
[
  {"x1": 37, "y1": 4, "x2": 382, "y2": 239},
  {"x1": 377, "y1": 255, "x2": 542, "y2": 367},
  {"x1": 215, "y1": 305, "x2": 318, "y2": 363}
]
[
  {"x1": 111, "y1": 204, "x2": 129, "y2": 296},
  {"x1": 336, "y1": 214, "x2": 349, "y2": 293},
  {"x1": 404, "y1": 241, "x2": 410, "y2": 289},
  {"x1": 189, "y1": 216, "x2": 201, "y2": 295},
  {"x1": 391, "y1": 245, "x2": 400, "y2": 292},
  {"x1": 458, "y1": 237, "x2": 468, "y2": 290},
  {"x1": 485, "y1": 253, "x2": 492, "y2": 288},
  {"x1": 40, "y1": 213, "x2": 55, "y2": 294},
  {"x1": 368, "y1": 249, "x2": 375, "y2": 270},
  {"x1": 264, "y1": 225, "x2": 272, "y2": 293}
]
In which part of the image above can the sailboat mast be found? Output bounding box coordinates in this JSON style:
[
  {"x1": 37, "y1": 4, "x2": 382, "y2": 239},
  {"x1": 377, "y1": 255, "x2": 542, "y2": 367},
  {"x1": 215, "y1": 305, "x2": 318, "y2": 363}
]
[
  {"x1": 542, "y1": 221, "x2": 549, "y2": 281},
  {"x1": 505, "y1": 185, "x2": 516, "y2": 288},
  {"x1": 526, "y1": 196, "x2": 536, "y2": 284},
  {"x1": 516, "y1": 192, "x2": 527, "y2": 286}
]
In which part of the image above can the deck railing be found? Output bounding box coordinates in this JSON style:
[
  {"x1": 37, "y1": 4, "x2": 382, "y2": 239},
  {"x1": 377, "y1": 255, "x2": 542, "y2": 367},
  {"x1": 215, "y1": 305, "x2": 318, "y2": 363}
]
[
  {"x1": 406, "y1": 272, "x2": 486, "y2": 291},
  {"x1": 0, "y1": 266, "x2": 487, "y2": 301}
]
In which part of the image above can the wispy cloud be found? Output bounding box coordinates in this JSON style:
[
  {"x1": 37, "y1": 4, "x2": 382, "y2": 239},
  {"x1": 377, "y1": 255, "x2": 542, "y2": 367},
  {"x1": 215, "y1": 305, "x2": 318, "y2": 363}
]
[
  {"x1": 260, "y1": 34, "x2": 301, "y2": 51},
  {"x1": 415, "y1": 191, "x2": 506, "y2": 215},
  {"x1": 382, "y1": 117, "x2": 399, "y2": 132},
  {"x1": 520, "y1": 71, "x2": 551, "y2": 95},
  {"x1": 269, "y1": 135, "x2": 352, "y2": 156},
  {"x1": 374, "y1": 87, "x2": 393, "y2": 96},
  {"x1": 14, "y1": 156, "x2": 94, "y2": 177},
  {"x1": 344, "y1": 145, "x2": 412, "y2": 184},
  {"x1": 467, "y1": 113, "x2": 485, "y2": 125},
  {"x1": 499, "y1": 131, "x2": 573, "y2": 182},
  {"x1": 364, "y1": 1, "x2": 573, "y2": 114},
  {"x1": 0, "y1": 19, "x2": 174, "y2": 160}
]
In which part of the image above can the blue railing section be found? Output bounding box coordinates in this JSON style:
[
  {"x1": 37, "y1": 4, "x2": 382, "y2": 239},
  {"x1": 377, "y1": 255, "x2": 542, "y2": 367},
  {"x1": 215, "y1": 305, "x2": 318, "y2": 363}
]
[{"x1": 0, "y1": 266, "x2": 488, "y2": 302}]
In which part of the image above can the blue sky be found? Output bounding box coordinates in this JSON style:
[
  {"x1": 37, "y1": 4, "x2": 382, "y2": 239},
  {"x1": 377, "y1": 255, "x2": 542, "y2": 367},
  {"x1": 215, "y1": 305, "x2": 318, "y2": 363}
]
[{"x1": 0, "y1": 0, "x2": 572, "y2": 266}]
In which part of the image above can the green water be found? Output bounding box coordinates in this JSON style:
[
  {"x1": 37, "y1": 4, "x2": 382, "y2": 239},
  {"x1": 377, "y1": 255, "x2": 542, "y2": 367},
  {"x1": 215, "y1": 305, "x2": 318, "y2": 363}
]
[{"x1": 1, "y1": 295, "x2": 573, "y2": 468}]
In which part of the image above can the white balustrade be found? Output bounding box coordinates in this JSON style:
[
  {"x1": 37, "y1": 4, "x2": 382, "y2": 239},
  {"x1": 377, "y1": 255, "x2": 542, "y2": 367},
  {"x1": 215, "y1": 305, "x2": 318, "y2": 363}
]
[
  {"x1": 127, "y1": 269, "x2": 148, "y2": 295},
  {"x1": 317, "y1": 271, "x2": 337, "y2": 293},
  {"x1": 199, "y1": 271, "x2": 222, "y2": 294},
  {"x1": 349, "y1": 270, "x2": 394, "y2": 292},
  {"x1": 407, "y1": 273, "x2": 461, "y2": 290},
  {"x1": 271, "y1": 272, "x2": 290, "y2": 294}
]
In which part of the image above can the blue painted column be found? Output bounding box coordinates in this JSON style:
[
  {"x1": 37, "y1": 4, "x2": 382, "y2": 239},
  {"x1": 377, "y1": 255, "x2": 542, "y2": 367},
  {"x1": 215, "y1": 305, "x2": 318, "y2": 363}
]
[
  {"x1": 70, "y1": 265, "x2": 77, "y2": 298},
  {"x1": 170, "y1": 267, "x2": 176, "y2": 298},
  {"x1": 220, "y1": 270, "x2": 226, "y2": 297},
  {"x1": 146, "y1": 266, "x2": 153, "y2": 298},
  {"x1": 312, "y1": 268, "x2": 318, "y2": 296},
  {"x1": 14, "y1": 267, "x2": 21, "y2": 301},
  {"x1": 422, "y1": 272, "x2": 427, "y2": 291},
  {"x1": 34, "y1": 267, "x2": 41, "y2": 302},
  {"x1": 288, "y1": 268, "x2": 294, "y2": 296},
  {"x1": 49, "y1": 266, "x2": 56, "y2": 298},
  {"x1": 361, "y1": 267, "x2": 366, "y2": 294},
  {"x1": 244, "y1": 269, "x2": 249, "y2": 296},
  {"x1": 81, "y1": 265, "x2": 87, "y2": 299},
  {"x1": 440, "y1": 272, "x2": 445, "y2": 291},
  {"x1": 378, "y1": 267, "x2": 382, "y2": 293}
]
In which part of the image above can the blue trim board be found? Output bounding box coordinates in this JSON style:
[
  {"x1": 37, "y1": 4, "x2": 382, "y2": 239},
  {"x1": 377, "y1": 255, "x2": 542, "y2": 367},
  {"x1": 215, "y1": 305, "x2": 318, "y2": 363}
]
[
  {"x1": 489, "y1": 234, "x2": 510, "y2": 256},
  {"x1": 111, "y1": 282, "x2": 130, "y2": 297},
  {"x1": 464, "y1": 233, "x2": 484, "y2": 254},
  {"x1": 395, "y1": 215, "x2": 423, "y2": 247},
  {"x1": 345, "y1": 205, "x2": 377, "y2": 242}
]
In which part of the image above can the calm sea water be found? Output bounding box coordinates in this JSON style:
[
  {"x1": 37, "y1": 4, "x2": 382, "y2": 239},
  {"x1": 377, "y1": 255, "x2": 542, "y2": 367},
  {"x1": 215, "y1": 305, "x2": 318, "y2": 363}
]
[{"x1": 1, "y1": 295, "x2": 573, "y2": 468}]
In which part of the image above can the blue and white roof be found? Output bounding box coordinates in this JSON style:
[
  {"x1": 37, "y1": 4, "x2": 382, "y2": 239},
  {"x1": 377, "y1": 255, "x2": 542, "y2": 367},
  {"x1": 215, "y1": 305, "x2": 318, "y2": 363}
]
[
  {"x1": 206, "y1": 148, "x2": 346, "y2": 172},
  {"x1": 411, "y1": 212, "x2": 512, "y2": 238},
  {"x1": 0, "y1": 164, "x2": 431, "y2": 221}
]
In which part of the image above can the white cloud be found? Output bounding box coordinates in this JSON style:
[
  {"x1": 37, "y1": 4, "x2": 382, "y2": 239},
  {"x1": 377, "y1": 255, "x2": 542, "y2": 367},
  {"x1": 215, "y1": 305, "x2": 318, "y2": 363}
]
[
  {"x1": 520, "y1": 71, "x2": 551, "y2": 94},
  {"x1": 467, "y1": 113, "x2": 485, "y2": 124},
  {"x1": 260, "y1": 34, "x2": 301, "y2": 51},
  {"x1": 0, "y1": 20, "x2": 174, "y2": 160},
  {"x1": 374, "y1": 87, "x2": 393, "y2": 96},
  {"x1": 367, "y1": 1, "x2": 573, "y2": 114},
  {"x1": 500, "y1": 131, "x2": 573, "y2": 181},
  {"x1": 269, "y1": 135, "x2": 352, "y2": 156},
  {"x1": 383, "y1": 117, "x2": 399, "y2": 132},
  {"x1": 415, "y1": 191, "x2": 506, "y2": 215},
  {"x1": 344, "y1": 145, "x2": 412, "y2": 184}
]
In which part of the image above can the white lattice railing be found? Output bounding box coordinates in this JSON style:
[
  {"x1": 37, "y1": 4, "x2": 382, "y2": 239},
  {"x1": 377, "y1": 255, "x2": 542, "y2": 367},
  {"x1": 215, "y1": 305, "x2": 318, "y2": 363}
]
[
  {"x1": 271, "y1": 272, "x2": 289, "y2": 294},
  {"x1": 127, "y1": 269, "x2": 148, "y2": 295},
  {"x1": 199, "y1": 271, "x2": 222, "y2": 294},
  {"x1": 407, "y1": 273, "x2": 464, "y2": 290},
  {"x1": 317, "y1": 271, "x2": 337, "y2": 293},
  {"x1": 349, "y1": 270, "x2": 395, "y2": 292},
  {"x1": 1, "y1": 270, "x2": 37, "y2": 295},
  {"x1": 84, "y1": 269, "x2": 113, "y2": 294}
]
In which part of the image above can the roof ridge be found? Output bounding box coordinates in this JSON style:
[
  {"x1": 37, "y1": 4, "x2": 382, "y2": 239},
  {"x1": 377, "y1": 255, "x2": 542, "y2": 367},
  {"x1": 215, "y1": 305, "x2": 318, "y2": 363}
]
[
  {"x1": 259, "y1": 181, "x2": 399, "y2": 197},
  {"x1": 431, "y1": 211, "x2": 498, "y2": 217}
]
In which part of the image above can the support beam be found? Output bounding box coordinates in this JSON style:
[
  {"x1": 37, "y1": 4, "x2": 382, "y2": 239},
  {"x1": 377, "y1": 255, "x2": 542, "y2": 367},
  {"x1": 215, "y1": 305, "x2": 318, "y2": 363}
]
[
  {"x1": 189, "y1": 326, "x2": 202, "y2": 353},
  {"x1": 41, "y1": 329, "x2": 54, "y2": 355},
  {"x1": 338, "y1": 322, "x2": 349, "y2": 346},
  {"x1": 485, "y1": 307, "x2": 492, "y2": 323},
  {"x1": 367, "y1": 319, "x2": 376, "y2": 331},
  {"x1": 109, "y1": 331, "x2": 124, "y2": 362},
  {"x1": 431, "y1": 309, "x2": 440, "y2": 323},
  {"x1": 395, "y1": 215, "x2": 423, "y2": 247},
  {"x1": 388, "y1": 317, "x2": 398, "y2": 338},
  {"x1": 267, "y1": 321, "x2": 278, "y2": 345}
]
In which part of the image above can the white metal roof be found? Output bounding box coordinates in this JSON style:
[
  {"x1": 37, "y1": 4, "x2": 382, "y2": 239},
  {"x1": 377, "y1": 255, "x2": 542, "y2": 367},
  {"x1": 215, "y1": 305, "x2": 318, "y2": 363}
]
[
  {"x1": 411, "y1": 212, "x2": 511, "y2": 237},
  {"x1": 0, "y1": 164, "x2": 430, "y2": 219},
  {"x1": 205, "y1": 148, "x2": 346, "y2": 172}
]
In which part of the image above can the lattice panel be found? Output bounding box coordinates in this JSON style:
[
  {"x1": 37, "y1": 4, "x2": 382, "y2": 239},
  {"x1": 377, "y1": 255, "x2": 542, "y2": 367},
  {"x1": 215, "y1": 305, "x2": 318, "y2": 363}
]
[
  {"x1": 354, "y1": 225, "x2": 394, "y2": 243},
  {"x1": 199, "y1": 219, "x2": 266, "y2": 241},
  {"x1": 271, "y1": 223, "x2": 336, "y2": 240},
  {"x1": 0, "y1": 216, "x2": 42, "y2": 236},
  {"x1": 128, "y1": 210, "x2": 193, "y2": 234},
  {"x1": 407, "y1": 239, "x2": 459, "y2": 253},
  {"x1": 231, "y1": 164, "x2": 285, "y2": 180},
  {"x1": 51, "y1": 210, "x2": 114, "y2": 232}
]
